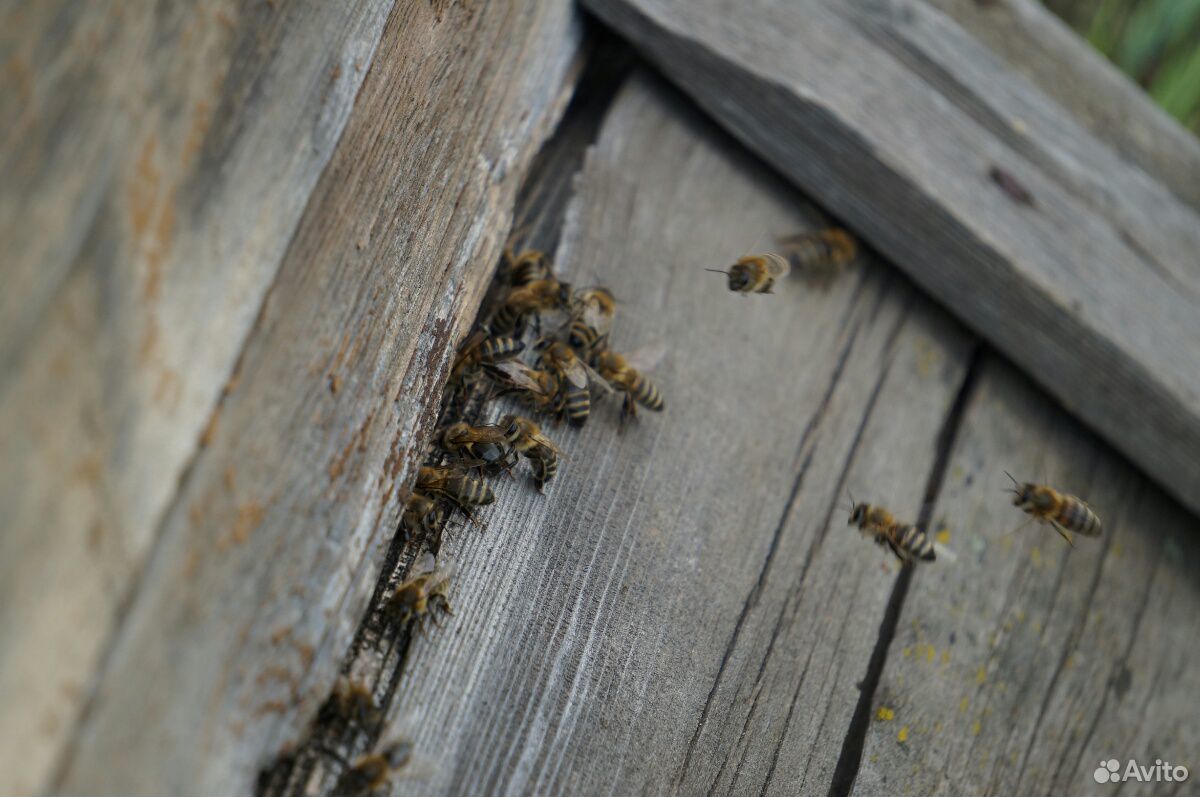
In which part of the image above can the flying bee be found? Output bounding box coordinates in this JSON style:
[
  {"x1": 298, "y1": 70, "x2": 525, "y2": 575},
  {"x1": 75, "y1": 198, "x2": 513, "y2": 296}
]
[
  {"x1": 593, "y1": 349, "x2": 664, "y2": 419},
  {"x1": 500, "y1": 414, "x2": 561, "y2": 490},
  {"x1": 330, "y1": 737, "x2": 415, "y2": 797},
  {"x1": 706, "y1": 252, "x2": 790, "y2": 294},
  {"x1": 503, "y1": 246, "x2": 554, "y2": 287},
  {"x1": 1005, "y1": 472, "x2": 1101, "y2": 546},
  {"x1": 776, "y1": 228, "x2": 857, "y2": 275},
  {"x1": 537, "y1": 340, "x2": 610, "y2": 426},
  {"x1": 568, "y1": 287, "x2": 617, "y2": 356},
  {"x1": 441, "y1": 421, "x2": 518, "y2": 474},
  {"x1": 401, "y1": 491, "x2": 444, "y2": 538},
  {"x1": 318, "y1": 676, "x2": 382, "y2": 733},
  {"x1": 847, "y1": 501, "x2": 935, "y2": 563},
  {"x1": 449, "y1": 331, "x2": 525, "y2": 388},
  {"x1": 483, "y1": 360, "x2": 559, "y2": 412},
  {"x1": 416, "y1": 465, "x2": 494, "y2": 513},
  {"x1": 385, "y1": 552, "x2": 454, "y2": 628},
  {"x1": 490, "y1": 278, "x2": 573, "y2": 336}
]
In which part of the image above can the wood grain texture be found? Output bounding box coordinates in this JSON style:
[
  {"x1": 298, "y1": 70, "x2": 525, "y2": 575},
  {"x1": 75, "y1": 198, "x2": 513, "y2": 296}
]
[
  {"x1": 44, "y1": 3, "x2": 583, "y2": 795},
  {"x1": 854, "y1": 358, "x2": 1200, "y2": 796},
  {"x1": 925, "y1": 0, "x2": 1200, "y2": 213},
  {"x1": 0, "y1": 1, "x2": 398, "y2": 792},
  {"x1": 581, "y1": 0, "x2": 1200, "y2": 521},
  {"x1": 362, "y1": 73, "x2": 977, "y2": 797}
]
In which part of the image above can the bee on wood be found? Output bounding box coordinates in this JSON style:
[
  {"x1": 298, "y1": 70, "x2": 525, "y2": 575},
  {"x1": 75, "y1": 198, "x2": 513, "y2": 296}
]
[
  {"x1": 502, "y1": 245, "x2": 554, "y2": 287},
  {"x1": 1005, "y1": 472, "x2": 1101, "y2": 546},
  {"x1": 401, "y1": 492, "x2": 444, "y2": 538},
  {"x1": 449, "y1": 331, "x2": 525, "y2": 385},
  {"x1": 318, "y1": 676, "x2": 382, "y2": 733},
  {"x1": 490, "y1": 278, "x2": 573, "y2": 336},
  {"x1": 441, "y1": 421, "x2": 517, "y2": 474},
  {"x1": 847, "y1": 501, "x2": 936, "y2": 563},
  {"x1": 483, "y1": 360, "x2": 560, "y2": 412},
  {"x1": 386, "y1": 551, "x2": 453, "y2": 628},
  {"x1": 568, "y1": 287, "x2": 617, "y2": 356},
  {"x1": 594, "y1": 349, "x2": 664, "y2": 419},
  {"x1": 776, "y1": 228, "x2": 857, "y2": 274},
  {"x1": 416, "y1": 465, "x2": 494, "y2": 512},
  {"x1": 500, "y1": 414, "x2": 561, "y2": 489},
  {"x1": 330, "y1": 737, "x2": 415, "y2": 797},
  {"x1": 706, "y1": 252, "x2": 790, "y2": 294},
  {"x1": 537, "y1": 340, "x2": 607, "y2": 426}
]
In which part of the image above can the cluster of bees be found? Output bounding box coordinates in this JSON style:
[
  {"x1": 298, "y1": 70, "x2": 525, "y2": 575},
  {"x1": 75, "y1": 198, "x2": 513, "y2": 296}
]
[
  {"x1": 399, "y1": 239, "x2": 665, "y2": 559},
  {"x1": 312, "y1": 239, "x2": 672, "y2": 795},
  {"x1": 710, "y1": 227, "x2": 1104, "y2": 564}
]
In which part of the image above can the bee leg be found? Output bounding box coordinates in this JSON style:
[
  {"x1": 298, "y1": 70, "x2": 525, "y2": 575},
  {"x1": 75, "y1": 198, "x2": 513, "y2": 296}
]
[{"x1": 1050, "y1": 521, "x2": 1075, "y2": 547}]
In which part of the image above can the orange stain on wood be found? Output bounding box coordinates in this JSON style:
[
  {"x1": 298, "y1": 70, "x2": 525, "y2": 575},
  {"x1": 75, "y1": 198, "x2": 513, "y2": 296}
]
[
  {"x1": 223, "y1": 465, "x2": 237, "y2": 491},
  {"x1": 153, "y1": 368, "x2": 182, "y2": 408},
  {"x1": 219, "y1": 501, "x2": 265, "y2": 549},
  {"x1": 181, "y1": 99, "x2": 213, "y2": 167}
]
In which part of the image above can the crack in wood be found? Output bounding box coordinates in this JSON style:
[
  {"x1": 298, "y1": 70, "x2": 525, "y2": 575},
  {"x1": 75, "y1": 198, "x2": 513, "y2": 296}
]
[{"x1": 827, "y1": 343, "x2": 983, "y2": 797}]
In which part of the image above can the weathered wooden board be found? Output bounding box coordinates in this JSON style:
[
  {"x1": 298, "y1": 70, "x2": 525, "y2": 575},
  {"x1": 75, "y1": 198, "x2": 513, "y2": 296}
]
[
  {"x1": 926, "y1": 0, "x2": 1200, "y2": 213},
  {"x1": 362, "y1": 73, "x2": 978, "y2": 797},
  {"x1": 581, "y1": 0, "x2": 1200, "y2": 521},
  {"x1": 0, "y1": 1, "x2": 399, "y2": 791},
  {"x1": 45, "y1": 3, "x2": 584, "y2": 795},
  {"x1": 855, "y1": 358, "x2": 1200, "y2": 796}
]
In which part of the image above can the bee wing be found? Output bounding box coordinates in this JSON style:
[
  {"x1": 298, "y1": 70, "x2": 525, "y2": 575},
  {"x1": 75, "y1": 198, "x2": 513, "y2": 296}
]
[
  {"x1": 620, "y1": 342, "x2": 669, "y2": 373},
  {"x1": 932, "y1": 543, "x2": 958, "y2": 563},
  {"x1": 580, "y1": 300, "x2": 614, "y2": 337},
  {"x1": 410, "y1": 551, "x2": 437, "y2": 576},
  {"x1": 530, "y1": 430, "x2": 561, "y2": 454},
  {"x1": 485, "y1": 362, "x2": 547, "y2": 394},
  {"x1": 580, "y1": 359, "x2": 615, "y2": 395},
  {"x1": 559, "y1": 356, "x2": 591, "y2": 390}
]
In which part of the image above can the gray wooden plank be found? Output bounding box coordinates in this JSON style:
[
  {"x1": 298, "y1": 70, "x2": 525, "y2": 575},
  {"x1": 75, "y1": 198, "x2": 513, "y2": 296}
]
[
  {"x1": 581, "y1": 0, "x2": 1200, "y2": 520},
  {"x1": 925, "y1": 0, "x2": 1200, "y2": 213},
  {"x1": 0, "y1": 2, "x2": 399, "y2": 792},
  {"x1": 44, "y1": 3, "x2": 584, "y2": 795},
  {"x1": 363, "y1": 72, "x2": 977, "y2": 797},
  {"x1": 854, "y1": 358, "x2": 1200, "y2": 796}
]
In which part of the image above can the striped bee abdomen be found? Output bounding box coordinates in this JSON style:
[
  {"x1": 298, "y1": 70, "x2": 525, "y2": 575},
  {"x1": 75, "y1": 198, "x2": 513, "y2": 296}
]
[
  {"x1": 630, "y1": 376, "x2": 664, "y2": 411},
  {"x1": 447, "y1": 474, "x2": 494, "y2": 505},
  {"x1": 562, "y1": 386, "x2": 590, "y2": 426},
  {"x1": 894, "y1": 524, "x2": 936, "y2": 562},
  {"x1": 1057, "y1": 498, "x2": 1102, "y2": 536}
]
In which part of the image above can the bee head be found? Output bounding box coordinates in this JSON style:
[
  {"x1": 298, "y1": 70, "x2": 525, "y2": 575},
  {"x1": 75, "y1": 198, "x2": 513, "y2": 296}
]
[
  {"x1": 1005, "y1": 471, "x2": 1035, "y2": 508},
  {"x1": 848, "y1": 503, "x2": 868, "y2": 527}
]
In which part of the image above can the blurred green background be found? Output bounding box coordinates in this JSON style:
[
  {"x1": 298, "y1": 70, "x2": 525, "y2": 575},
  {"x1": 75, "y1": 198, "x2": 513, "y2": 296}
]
[{"x1": 1046, "y1": 0, "x2": 1200, "y2": 132}]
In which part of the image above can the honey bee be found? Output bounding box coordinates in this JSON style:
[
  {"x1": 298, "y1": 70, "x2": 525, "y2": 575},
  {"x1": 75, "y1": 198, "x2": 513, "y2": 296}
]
[
  {"x1": 330, "y1": 738, "x2": 415, "y2": 797},
  {"x1": 490, "y1": 278, "x2": 573, "y2": 336},
  {"x1": 483, "y1": 360, "x2": 559, "y2": 412},
  {"x1": 503, "y1": 246, "x2": 554, "y2": 287},
  {"x1": 706, "y1": 252, "x2": 790, "y2": 293},
  {"x1": 568, "y1": 287, "x2": 617, "y2": 356},
  {"x1": 593, "y1": 350, "x2": 664, "y2": 419},
  {"x1": 776, "y1": 228, "x2": 857, "y2": 274},
  {"x1": 318, "y1": 676, "x2": 382, "y2": 732},
  {"x1": 500, "y1": 414, "x2": 561, "y2": 489},
  {"x1": 847, "y1": 501, "x2": 936, "y2": 563},
  {"x1": 537, "y1": 340, "x2": 606, "y2": 426},
  {"x1": 449, "y1": 331, "x2": 525, "y2": 386},
  {"x1": 416, "y1": 465, "x2": 494, "y2": 511},
  {"x1": 441, "y1": 421, "x2": 517, "y2": 474},
  {"x1": 401, "y1": 492, "x2": 444, "y2": 537},
  {"x1": 1005, "y1": 473, "x2": 1101, "y2": 545},
  {"x1": 386, "y1": 552, "x2": 453, "y2": 628}
]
